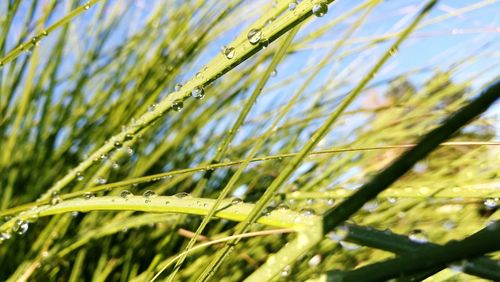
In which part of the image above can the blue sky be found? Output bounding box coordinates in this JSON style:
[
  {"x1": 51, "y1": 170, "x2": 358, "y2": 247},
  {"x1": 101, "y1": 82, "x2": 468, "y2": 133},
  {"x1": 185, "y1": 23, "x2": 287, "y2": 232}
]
[{"x1": 2, "y1": 0, "x2": 498, "y2": 138}]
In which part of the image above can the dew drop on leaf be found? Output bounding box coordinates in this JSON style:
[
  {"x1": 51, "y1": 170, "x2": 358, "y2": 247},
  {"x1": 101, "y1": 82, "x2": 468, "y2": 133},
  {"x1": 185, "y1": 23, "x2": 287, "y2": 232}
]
[
  {"x1": 120, "y1": 190, "x2": 132, "y2": 199},
  {"x1": 95, "y1": 176, "x2": 107, "y2": 185},
  {"x1": 340, "y1": 241, "x2": 360, "y2": 250},
  {"x1": 83, "y1": 192, "x2": 94, "y2": 200},
  {"x1": 261, "y1": 206, "x2": 273, "y2": 216},
  {"x1": 126, "y1": 146, "x2": 134, "y2": 156},
  {"x1": 312, "y1": 2, "x2": 328, "y2": 17},
  {"x1": 300, "y1": 208, "x2": 315, "y2": 216},
  {"x1": 222, "y1": 46, "x2": 235, "y2": 59},
  {"x1": 387, "y1": 197, "x2": 397, "y2": 204},
  {"x1": 247, "y1": 28, "x2": 262, "y2": 45},
  {"x1": 409, "y1": 229, "x2": 428, "y2": 243},
  {"x1": 277, "y1": 204, "x2": 290, "y2": 210},
  {"x1": 76, "y1": 171, "x2": 84, "y2": 181},
  {"x1": 50, "y1": 192, "x2": 62, "y2": 205},
  {"x1": 280, "y1": 265, "x2": 291, "y2": 277},
  {"x1": 308, "y1": 254, "x2": 322, "y2": 267},
  {"x1": 483, "y1": 198, "x2": 498, "y2": 209},
  {"x1": 172, "y1": 100, "x2": 183, "y2": 111},
  {"x1": 328, "y1": 224, "x2": 349, "y2": 242},
  {"x1": 449, "y1": 259, "x2": 467, "y2": 273},
  {"x1": 442, "y1": 219, "x2": 456, "y2": 230},
  {"x1": 260, "y1": 38, "x2": 269, "y2": 49},
  {"x1": 231, "y1": 197, "x2": 243, "y2": 205},
  {"x1": 389, "y1": 47, "x2": 399, "y2": 56},
  {"x1": 13, "y1": 219, "x2": 29, "y2": 235},
  {"x1": 191, "y1": 86, "x2": 205, "y2": 99},
  {"x1": 1, "y1": 232, "x2": 12, "y2": 241},
  {"x1": 362, "y1": 200, "x2": 378, "y2": 212},
  {"x1": 143, "y1": 190, "x2": 157, "y2": 198},
  {"x1": 174, "y1": 192, "x2": 190, "y2": 199},
  {"x1": 111, "y1": 161, "x2": 120, "y2": 170},
  {"x1": 148, "y1": 103, "x2": 157, "y2": 112},
  {"x1": 288, "y1": 1, "x2": 297, "y2": 11},
  {"x1": 174, "y1": 83, "x2": 183, "y2": 91}
]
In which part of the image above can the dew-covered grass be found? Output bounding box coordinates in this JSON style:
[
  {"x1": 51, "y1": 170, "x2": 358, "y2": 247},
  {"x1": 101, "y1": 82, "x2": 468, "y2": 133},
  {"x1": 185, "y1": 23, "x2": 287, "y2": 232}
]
[{"x1": 0, "y1": 0, "x2": 499, "y2": 281}]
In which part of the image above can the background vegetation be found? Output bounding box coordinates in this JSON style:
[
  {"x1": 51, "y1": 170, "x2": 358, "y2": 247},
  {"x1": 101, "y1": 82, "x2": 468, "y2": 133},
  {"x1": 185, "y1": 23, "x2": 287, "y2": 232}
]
[{"x1": 0, "y1": 0, "x2": 498, "y2": 281}]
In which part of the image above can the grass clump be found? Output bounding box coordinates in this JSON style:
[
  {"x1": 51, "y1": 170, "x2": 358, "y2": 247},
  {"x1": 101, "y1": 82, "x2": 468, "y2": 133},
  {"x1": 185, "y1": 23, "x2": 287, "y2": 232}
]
[{"x1": 0, "y1": 0, "x2": 499, "y2": 281}]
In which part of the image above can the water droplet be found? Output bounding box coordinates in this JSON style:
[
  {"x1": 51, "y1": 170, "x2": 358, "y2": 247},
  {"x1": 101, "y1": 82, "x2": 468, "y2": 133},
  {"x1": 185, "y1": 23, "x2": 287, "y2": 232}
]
[
  {"x1": 126, "y1": 146, "x2": 134, "y2": 156},
  {"x1": 442, "y1": 220, "x2": 456, "y2": 230},
  {"x1": 280, "y1": 265, "x2": 291, "y2": 277},
  {"x1": 195, "y1": 72, "x2": 201, "y2": 78},
  {"x1": 174, "y1": 83, "x2": 183, "y2": 91},
  {"x1": 449, "y1": 260, "x2": 467, "y2": 273},
  {"x1": 277, "y1": 204, "x2": 290, "y2": 210},
  {"x1": 84, "y1": 3, "x2": 90, "y2": 10},
  {"x1": 270, "y1": 69, "x2": 277, "y2": 77},
  {"x1": 328, "y1": 225, "x2": 349, "y2": 242},
  {"x1": 261, "y1": 207, "x2": 273, "y2": 216},
  {"x1": 114, "y1": 141, "x2": 122, "y2": 148},
  {"x1": 485, "y1": 220, "x2": 499, "y2": 231},
  {"x1": 362, "y1": 200, "x2": 378, "y2": 212},
  {"x1": 96, "y1": 176, "x2": 107, "y2": 185},
  {"x1": 143, "y1": 190, "x2": 157, "y2": 199},
  {"x1": 111, "y1": 162, "x2": 120, "y2": 170},
  {"x1": 326, "y1": 199, "x2": 335, "y2": 206},
  {"x1": 76, "y1": 171, "x2": 84, "y2": 181},
  {"x1": 172, "y1": 100, "x2": 183, "y2": 111},
  {"x1": 31, "y1": 37, "x2": 39, "y2": 46},
  {"x1": 389, "y1": 47, "x2": 399, "y2": 56},
  {"x1": 387, "y1": 197, "x2": 397, "y2": 204},
  {"x1": 124, "y1": 133, "x2": 133, "y2": 141},
  {"x1": 312, "y1": 2, "x2": 328, "y2": 17},
  {"x1": 100, "y1": 154, "x2": 108, "y2": 161},
  {"x1": 308, "y1": 254, "x2": 322, "y2": 267},
  {"x1": 288, "y1": 1, "x2": 297, "y2": 11},
  {"x1": 340, "y1": 241, "x2": 360, "y2": 250},
  {"x1": 148, "y1": 104, "x2": 157, "y2": 112},
  {"x1": 1, "y1": 232, "x2": 12, "y2": 241},
  {"x1": 260, "y1": 38, "x2": 269, "y2": 49},
  {"x1": 191, "y1": 86, "x2": 205, "y2": 99},
  {"x1": 300, "y1": 208, "x2": 315, "y2": 216},
  {"x1": 13, "y1": 219, "x2": 29, "y2": 235},
  {"x1": 222, "y1": 46, "x2": 235, "y2": 59},
  {"x1": 120, "y1": 190, "x2": 132, "y2": 199},
  {"x1": 409, "y1": 229, "x2": 428, "y2": 243},
  {"x1": 247, "y1": 28, "x2": 262, "y2": 45},
  {"x1": 71, "y1": 211, "x2": 79, "y2": 217},
  {"x1": 484, "y1": 198, "x2": 498, "y2": 209},
  {"x1": 231, "y1": 197, "x2": 243, "y2": 205},
  {"x1": 41, "y1": 30, "x2": 48, "y2": 36},
  {"x1": 50, "y1": 192, "x2": 62, "y2": 205},
  {"x1": 83, "y1": 192, "x2": 94, "y2": 200},
  {"x1": 174, "y1": 192, "x2": 190, "y2": 199}
]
